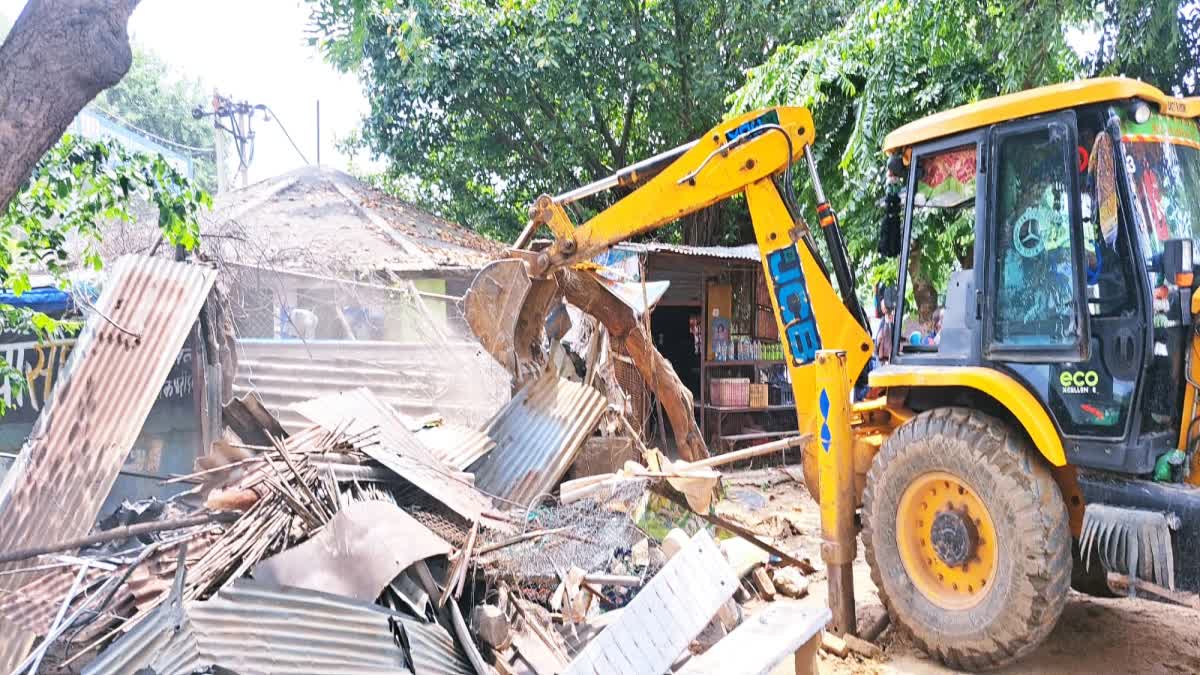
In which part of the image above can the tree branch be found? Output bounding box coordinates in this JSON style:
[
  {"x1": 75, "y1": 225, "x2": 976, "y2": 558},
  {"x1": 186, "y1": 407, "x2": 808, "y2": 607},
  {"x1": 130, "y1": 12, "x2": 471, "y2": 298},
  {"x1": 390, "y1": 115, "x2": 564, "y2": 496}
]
[{"x1": 589, "y1": 98, "x2": 621, "y2": 162}]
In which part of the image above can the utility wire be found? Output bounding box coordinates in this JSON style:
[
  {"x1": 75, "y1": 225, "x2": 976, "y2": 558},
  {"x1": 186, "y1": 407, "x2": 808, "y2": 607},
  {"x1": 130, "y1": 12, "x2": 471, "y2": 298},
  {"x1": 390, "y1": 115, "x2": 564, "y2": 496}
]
[
  {"x1": 265, "y1": 106, "x2": 311, "y2": 165},
  {"x1": 89, "y1": 105, "x2": 215, "y2": 156}
]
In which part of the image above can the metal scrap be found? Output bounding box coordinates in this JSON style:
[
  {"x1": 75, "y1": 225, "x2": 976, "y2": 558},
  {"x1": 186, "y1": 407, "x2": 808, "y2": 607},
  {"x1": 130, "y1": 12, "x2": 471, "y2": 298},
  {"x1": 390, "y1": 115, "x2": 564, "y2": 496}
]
[
  {"x1": 1081, "y1": 503, "x2": 1179, "y2": 591},
  {"x1": 0, "y1": 256, "x2": 217, "y2": 670},
  {"x1": 295, "y1": 387, "x2": 500, "y2": 526},
  {"x1": 87, "y1": 577, "x2": 472, "y2": 675},
  {"x1": 470, "y1": 372, "x2": 608, "y2": 508},
  {"x1": 415, "y1": 423, "x2": 497, "y2": 471},
  {"x1": 222, "y1": 391, "x2": 288, "y2": 445},
  {"x1": 0, "y1": 563, "x2": 111, "y2": 636},
  {"x1": 254, "y1": 499, "x2": 451, "y2": 601}
]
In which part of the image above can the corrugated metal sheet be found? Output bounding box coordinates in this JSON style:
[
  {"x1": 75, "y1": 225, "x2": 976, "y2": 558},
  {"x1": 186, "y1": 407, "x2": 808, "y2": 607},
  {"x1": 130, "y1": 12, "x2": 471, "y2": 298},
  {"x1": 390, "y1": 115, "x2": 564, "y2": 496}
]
[
  {"x1": 186, "y1": 580, "x2": 414, "y2": 674},
  {"x1": 469, "y1": 374, "x2": 607, "y2": 508},
  {"x1": 0, "y1": 565, "x2": 108, "y2": 635},
  {"x1": 414, "y1": 424, "x2": 496, "y2": 470},
  {"x1": 90, "y1": 578, "x2": 472, "y2": 675},
  {"x1": 294, "y1": 388, "x2": 497, "y2": 525},
  {"x1": 84, "y1": 560, "x2": 198, "y2": 675},
  {"x1": 614, "y1": 242, "x2": 761, "y2": 261},
  {"x1": 234, "y1": 338, "x2": 509, "y2": 433},
  {"x1": 0, "y1": 256, "x2": 216, "y2": 669}
]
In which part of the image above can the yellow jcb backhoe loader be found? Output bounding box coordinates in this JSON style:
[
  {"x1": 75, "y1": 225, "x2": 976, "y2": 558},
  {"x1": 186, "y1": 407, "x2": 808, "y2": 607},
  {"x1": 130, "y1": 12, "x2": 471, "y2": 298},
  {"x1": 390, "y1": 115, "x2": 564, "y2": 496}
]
[{"x1": 464, "y1": 77, "x2": 1200, "y2": 671}]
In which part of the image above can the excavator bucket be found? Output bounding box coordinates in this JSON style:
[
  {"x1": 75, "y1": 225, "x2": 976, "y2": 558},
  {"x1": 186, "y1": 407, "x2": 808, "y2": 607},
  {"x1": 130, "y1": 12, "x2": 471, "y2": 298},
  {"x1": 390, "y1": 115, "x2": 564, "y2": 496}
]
[{"x1": 464, "y1": 258, "x2": 561, "y2": 376}]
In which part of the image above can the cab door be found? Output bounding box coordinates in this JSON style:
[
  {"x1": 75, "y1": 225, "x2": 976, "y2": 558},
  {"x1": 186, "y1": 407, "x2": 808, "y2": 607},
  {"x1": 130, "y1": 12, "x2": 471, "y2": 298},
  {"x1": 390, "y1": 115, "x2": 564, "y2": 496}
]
[
  {"x1": 984, "y1": 112, "x2": 1152, "y2": 471},
  {"x1": 983, "y1": 111, "x2": 1090, "y2": 362}
]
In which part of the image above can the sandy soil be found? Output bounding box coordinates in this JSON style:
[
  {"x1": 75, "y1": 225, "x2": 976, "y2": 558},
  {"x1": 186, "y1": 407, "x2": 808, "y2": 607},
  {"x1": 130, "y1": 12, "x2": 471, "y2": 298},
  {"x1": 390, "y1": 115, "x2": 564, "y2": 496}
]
[{"x1": 719, "y1": 467, "x2": 1200, "y2": 675}]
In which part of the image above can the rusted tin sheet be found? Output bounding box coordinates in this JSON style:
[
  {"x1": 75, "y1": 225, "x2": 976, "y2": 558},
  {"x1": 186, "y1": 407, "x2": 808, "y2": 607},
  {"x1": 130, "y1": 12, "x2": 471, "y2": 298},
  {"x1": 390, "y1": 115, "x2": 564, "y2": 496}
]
[
  {"x1": 0, "y1": 256, "x2": 216, "y2": 670},
  {"x1": 470, "y1": 374, "x2": 607, "y2": 508},
  {"x1": 415, "y1": 423, "x2": 496, "y2": 470},
  {"x1": 294, "y1": 388, "x2": 497, "y2": 526},
  {"x1": 0, "y1": 565, "x2": 108, "y2": 635}
]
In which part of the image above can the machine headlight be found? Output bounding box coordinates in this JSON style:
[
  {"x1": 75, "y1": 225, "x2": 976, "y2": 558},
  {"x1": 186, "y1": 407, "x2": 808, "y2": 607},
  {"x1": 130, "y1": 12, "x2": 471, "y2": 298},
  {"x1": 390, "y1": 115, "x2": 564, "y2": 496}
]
[{"x1": 1133, "y1": 101, "x2": 1152, "y2": 124}]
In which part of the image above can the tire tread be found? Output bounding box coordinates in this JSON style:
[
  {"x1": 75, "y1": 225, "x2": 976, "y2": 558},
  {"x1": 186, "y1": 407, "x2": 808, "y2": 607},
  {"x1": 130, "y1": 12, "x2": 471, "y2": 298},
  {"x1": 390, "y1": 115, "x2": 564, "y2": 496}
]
[{"x1": 862, "y1": 407, "x2": 1071, "y2": 671}]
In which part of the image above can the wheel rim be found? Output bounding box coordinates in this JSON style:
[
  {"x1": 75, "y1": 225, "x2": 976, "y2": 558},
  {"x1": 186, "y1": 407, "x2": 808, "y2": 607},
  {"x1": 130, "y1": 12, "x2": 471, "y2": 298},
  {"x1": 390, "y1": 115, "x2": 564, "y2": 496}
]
[{"x1": 896, "y1": 471, "x2": 998, "y2": 610}]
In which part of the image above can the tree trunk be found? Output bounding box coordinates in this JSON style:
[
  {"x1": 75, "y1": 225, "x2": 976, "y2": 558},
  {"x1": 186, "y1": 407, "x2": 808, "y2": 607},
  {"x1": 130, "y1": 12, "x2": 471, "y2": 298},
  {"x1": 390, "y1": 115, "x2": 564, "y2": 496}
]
[
  {"x1": 0, "y1": 3, "x2": 141, "y2": 667},
  {"x1": 0, "y1": 0, "x2": 141, "y2": 214},
  {"x1": 682, "y1": 205, "x2": 722, "y2": 245},
  {"x1": 556, "y1": 268, "x2": 708, "y2": 462},
  {"x1": 905, "y1": 242, "x2": 937, "y2": 327}
]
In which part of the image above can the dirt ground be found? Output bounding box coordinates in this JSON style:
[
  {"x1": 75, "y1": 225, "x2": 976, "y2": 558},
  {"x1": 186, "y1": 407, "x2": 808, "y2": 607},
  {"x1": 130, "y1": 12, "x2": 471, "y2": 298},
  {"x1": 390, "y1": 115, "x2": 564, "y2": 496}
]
[{"x1": 719, "y1": 467, "x2": 1200, "y2": 675}]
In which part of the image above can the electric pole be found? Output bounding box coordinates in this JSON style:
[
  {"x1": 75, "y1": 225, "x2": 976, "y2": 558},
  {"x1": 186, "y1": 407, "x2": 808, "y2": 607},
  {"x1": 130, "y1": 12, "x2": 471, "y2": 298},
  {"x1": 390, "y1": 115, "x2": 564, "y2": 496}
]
[{"x1": 194, "y1": 93, "x2": 268, "y2": 191}]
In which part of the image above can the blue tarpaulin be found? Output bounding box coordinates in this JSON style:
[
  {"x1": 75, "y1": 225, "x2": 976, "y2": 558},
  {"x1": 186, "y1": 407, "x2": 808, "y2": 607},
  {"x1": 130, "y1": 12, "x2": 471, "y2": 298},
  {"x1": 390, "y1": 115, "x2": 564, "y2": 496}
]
[{"x1": 0, "y1": 286, "x2": 72, "y2": 315}]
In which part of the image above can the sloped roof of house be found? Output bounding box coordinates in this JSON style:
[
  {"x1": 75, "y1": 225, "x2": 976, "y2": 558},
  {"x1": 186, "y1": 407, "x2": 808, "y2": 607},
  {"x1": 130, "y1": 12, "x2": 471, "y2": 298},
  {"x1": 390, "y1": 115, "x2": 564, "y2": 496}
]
[
  {"x1": 201, "y1": 167, "x2": 504, "y2": 275},
  {"x1": 105, "y1": 169, "x2": 766, "y2": 278}
]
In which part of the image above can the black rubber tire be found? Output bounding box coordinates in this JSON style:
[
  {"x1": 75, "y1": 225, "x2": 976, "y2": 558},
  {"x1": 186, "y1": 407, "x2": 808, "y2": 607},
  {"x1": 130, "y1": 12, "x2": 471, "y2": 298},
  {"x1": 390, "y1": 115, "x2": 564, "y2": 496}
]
[{"x1": 862, "y1": 407, "x2": 1072, "y2": 671}]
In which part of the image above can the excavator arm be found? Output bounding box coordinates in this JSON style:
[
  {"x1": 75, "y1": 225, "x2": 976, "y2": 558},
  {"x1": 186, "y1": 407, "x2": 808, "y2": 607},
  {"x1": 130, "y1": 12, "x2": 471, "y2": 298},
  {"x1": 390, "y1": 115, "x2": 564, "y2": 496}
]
[{"x1": 465, "y1": 105, "x2": 873, "y2": 451}]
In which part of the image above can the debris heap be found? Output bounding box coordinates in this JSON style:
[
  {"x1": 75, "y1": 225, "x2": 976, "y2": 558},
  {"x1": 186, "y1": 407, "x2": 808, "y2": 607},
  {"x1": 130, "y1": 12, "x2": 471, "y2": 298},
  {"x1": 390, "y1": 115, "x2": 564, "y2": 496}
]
[{"x1": 0, "y1": 257, "x2": 831, "y2": 674}]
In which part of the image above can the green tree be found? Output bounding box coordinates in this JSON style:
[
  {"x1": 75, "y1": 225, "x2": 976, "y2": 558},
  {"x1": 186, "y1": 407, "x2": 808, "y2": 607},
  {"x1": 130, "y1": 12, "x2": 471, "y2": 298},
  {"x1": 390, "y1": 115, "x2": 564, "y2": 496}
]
[
  {"x1": 308, "y1": 0, "x2": 850, "y2": 242},
  {"x1": 728, "y1": 0, "x2": 1197, "y2": 321},
  {"x1": 1, "y1": 135, "x2": 208, "y2": 414},
  {"x1": 96, "y1": 46, "x2": 219, "y2": 193},
  {"x1": 1084, "y1": 0, "x2": 1200, "y2": 95}
]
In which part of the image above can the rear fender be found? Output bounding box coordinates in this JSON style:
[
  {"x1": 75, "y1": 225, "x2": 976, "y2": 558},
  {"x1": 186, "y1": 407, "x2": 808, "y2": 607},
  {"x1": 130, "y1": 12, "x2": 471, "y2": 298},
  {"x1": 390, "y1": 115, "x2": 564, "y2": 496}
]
[{"x1": 868, "y1": 365, "x2": 1067, "y2": 467}]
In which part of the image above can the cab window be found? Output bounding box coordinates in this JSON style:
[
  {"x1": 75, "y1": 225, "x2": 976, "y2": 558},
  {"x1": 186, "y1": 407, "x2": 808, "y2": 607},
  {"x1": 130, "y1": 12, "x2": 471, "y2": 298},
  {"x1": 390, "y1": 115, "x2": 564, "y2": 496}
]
[
  {"x1": 898, "y1": 144, "x2": 977, "y2": 353},
  {"x1": 991, "y1": 121, "x2": 1082, "y2": 351},
  {"x1": 1081, "y1": 129, "x2": 1136, "y2": 317}
]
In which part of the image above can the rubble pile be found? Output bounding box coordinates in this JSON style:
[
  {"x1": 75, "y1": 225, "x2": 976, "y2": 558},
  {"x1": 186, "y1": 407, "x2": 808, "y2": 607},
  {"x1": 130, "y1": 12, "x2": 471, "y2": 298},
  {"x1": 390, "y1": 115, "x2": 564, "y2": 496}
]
[
  {"x1": 2, "y1": 402, "x2": 829, "y2": 674},
  {"x1": 0, "y1": 257, "x2": 835, "y2": 674}
]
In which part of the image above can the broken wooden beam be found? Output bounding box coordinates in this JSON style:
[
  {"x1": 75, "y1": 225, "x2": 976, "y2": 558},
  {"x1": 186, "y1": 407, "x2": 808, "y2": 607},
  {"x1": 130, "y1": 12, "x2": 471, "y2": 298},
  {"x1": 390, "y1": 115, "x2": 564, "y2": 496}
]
[
  {"x1": 844, "y1": 634, "x2": 885, "y2": 660},
  {"x1": 0, "y1": 511, "x2": 238, "y2": 565},
  {"x1": 751, "y1": 567, "x2": 777, "y2": 601},
  {"x1": 688, "y1": 434, "x2": 810, "y2": 470},
  {"x1": 557, "y1": 268, "x2": 708, "y2": 461},
  {"x1": 821, "y1": 632, "x2": 849, "y2": 658}
]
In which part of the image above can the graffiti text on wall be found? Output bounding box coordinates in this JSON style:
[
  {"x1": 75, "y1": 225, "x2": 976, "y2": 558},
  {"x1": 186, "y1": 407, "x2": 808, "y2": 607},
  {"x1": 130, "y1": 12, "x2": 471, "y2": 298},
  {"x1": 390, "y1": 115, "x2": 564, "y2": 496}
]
[{"x1": 1, "y1": 340, "x2": 195, "y2": 414}]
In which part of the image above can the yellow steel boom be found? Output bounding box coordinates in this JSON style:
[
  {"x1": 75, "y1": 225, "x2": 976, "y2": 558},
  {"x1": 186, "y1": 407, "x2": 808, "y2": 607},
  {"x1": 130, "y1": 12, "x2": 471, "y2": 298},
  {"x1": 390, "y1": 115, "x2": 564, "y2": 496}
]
[{"x1": 473, "y1": 105, "x2": 873, "y2": 458}]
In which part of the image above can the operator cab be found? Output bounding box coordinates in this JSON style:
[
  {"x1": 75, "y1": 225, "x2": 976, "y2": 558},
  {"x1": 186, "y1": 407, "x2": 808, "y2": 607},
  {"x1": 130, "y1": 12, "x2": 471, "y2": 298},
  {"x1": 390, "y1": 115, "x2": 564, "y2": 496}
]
[{"x1": 878, "y1": 78, "x2": 1200, "y2": 476}]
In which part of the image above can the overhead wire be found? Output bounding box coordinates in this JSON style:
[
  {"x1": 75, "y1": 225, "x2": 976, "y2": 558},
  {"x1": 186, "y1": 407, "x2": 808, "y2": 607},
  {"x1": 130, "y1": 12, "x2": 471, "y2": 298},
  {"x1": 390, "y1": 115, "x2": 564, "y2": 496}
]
[
  {"x1": 265, "y1": 105, "x2": 311, "y2": 166},
  {"x1": 89, "y1": 105, "x2": 215, "y2": 156}
]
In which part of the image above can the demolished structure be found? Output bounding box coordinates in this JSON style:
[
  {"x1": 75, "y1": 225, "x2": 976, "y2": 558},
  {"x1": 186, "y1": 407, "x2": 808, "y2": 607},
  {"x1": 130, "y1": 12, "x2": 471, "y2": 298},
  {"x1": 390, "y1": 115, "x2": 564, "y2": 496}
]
[{"x1": 0, "y1": 250, "x2": 831, "y2": 674}]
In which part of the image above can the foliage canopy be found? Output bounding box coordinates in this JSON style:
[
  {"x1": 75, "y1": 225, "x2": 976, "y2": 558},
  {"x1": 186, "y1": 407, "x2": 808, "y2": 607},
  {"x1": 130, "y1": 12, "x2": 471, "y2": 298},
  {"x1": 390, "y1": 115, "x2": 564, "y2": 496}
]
[
  {"x1": 96, "y1": 46, "x2": 219, "y2": 193},
  {"x1": 307, "y1": 0, "x2": 850, "y2": 241},
  {"x1": 728, "y1": 0, "x2": 1199, "y2": 315},
  {"x1": 0, "y1": 135, "x2": 208, "y2": 413},
  {"x1": 309, "y1": 0, "x2": 1198, "y2": 317}
]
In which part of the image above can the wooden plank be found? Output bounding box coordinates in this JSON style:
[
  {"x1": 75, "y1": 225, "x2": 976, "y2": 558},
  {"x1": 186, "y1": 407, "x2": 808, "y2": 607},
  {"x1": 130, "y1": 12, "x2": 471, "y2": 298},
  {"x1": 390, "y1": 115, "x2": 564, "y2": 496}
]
[
  {"x1": 565, "y1": 530, "x2": 736, "y2": 675},
  {"x1": 688, "y1": 434, "x2": 809, "y2": 469},
  {"x1": 679, "y1": 604, "x2": 831, "y2": 675},
  {"x1": 794, "y1": 632, "x2": 820, "y2": 675}
]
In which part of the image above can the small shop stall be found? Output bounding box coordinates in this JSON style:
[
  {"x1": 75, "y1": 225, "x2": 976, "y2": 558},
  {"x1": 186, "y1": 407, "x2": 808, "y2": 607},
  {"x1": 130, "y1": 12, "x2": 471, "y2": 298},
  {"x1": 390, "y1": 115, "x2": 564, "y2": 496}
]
[{"x1": 597, "y1": 242, "x2": 798, "y2": 454}]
